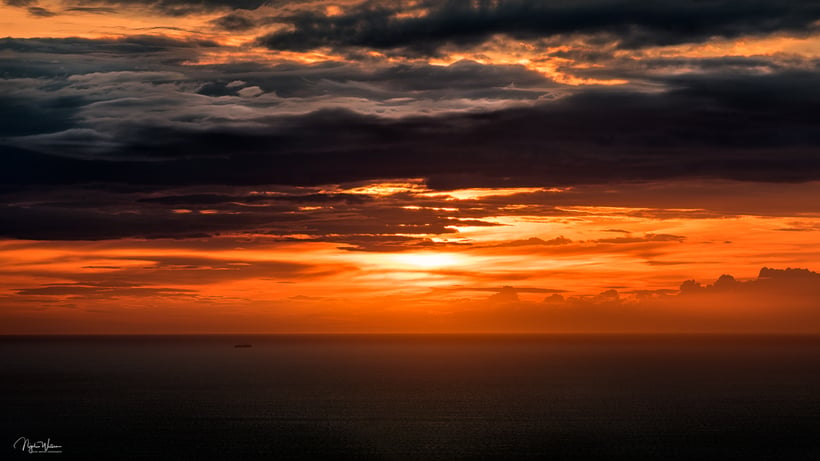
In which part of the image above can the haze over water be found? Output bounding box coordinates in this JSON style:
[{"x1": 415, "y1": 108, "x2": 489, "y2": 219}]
[{"x1": 3, "y1": 334, "x2": 820, "y2": 460}]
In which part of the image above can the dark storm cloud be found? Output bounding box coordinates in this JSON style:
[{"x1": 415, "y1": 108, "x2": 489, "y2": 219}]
[
  {"x1": 0, "y1": 176, "x2": 497, "y2": 240},
  {"x1": 0, "y1": 41, "x2": 554, "y2": 142},
  {"x1": 363, "y1": 59, "x2": 551, "y2": 92},
  {"x1": 2, "y1": 33, "x2": 820, "y2": 241},
  {"x1": 259, "y1": 0, "x2": 820, "y2": 55},
  {"x1": 550, "y1": 54, "x2": 820, "y2": 85},
  {"x1": 0, "y1": 98, "x2": 77, "y2": 137},
  {"x1": 0, "y1": 36, "x2": 215, "y2": 79},
  {"x1": 0, "y1": 35, "x2": 217, "y2": 55},
  {"x1": 0, "y1": 202, "x2": 300, "y2": 240},
  {"x1": 136, "y1": 191, "x2": 373, "y2": 208},
  {"x1": 192, "y1": 59, "x2": 552, "y2": 99},
  {"x1": 8, "y1": 70, "x2": 819, "y2": 186}
]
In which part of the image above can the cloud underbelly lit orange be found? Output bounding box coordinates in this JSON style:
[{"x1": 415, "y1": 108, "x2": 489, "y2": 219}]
[{"x1": 2, "y1": 0, "x2": 820, "y2": 333}]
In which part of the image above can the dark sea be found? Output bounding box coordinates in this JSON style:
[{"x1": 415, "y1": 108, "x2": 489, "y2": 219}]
[{"x1": 2, "y1": 335, "x2": 820, "y2": 460}]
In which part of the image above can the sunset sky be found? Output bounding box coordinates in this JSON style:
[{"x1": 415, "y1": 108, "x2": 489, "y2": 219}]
[{"x1": 2, "y1": 0, "x2": 820, "y2": 333}]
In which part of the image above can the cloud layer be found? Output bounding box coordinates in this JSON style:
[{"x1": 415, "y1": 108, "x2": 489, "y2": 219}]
[
  {"x1": 259, "y1": 0, "x2": 820, "y2": 55},
  {"x1": 2, "y1": 0, "x2": 820, "y2": 334}
]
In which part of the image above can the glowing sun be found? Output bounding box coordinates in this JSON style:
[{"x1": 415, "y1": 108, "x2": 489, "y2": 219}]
[{"x1": 394, "y1": 252, "x2": 462, "y2": 268}]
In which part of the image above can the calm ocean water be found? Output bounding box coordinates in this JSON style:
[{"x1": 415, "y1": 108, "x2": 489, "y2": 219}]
[{"x1": 2, "y1": 335, "x2": 819, "y2": 460}]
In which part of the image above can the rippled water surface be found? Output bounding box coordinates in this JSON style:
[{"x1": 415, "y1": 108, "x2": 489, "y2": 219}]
[{"x1": 2, "y1": 335, "x2": 820, "y2": 460}]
